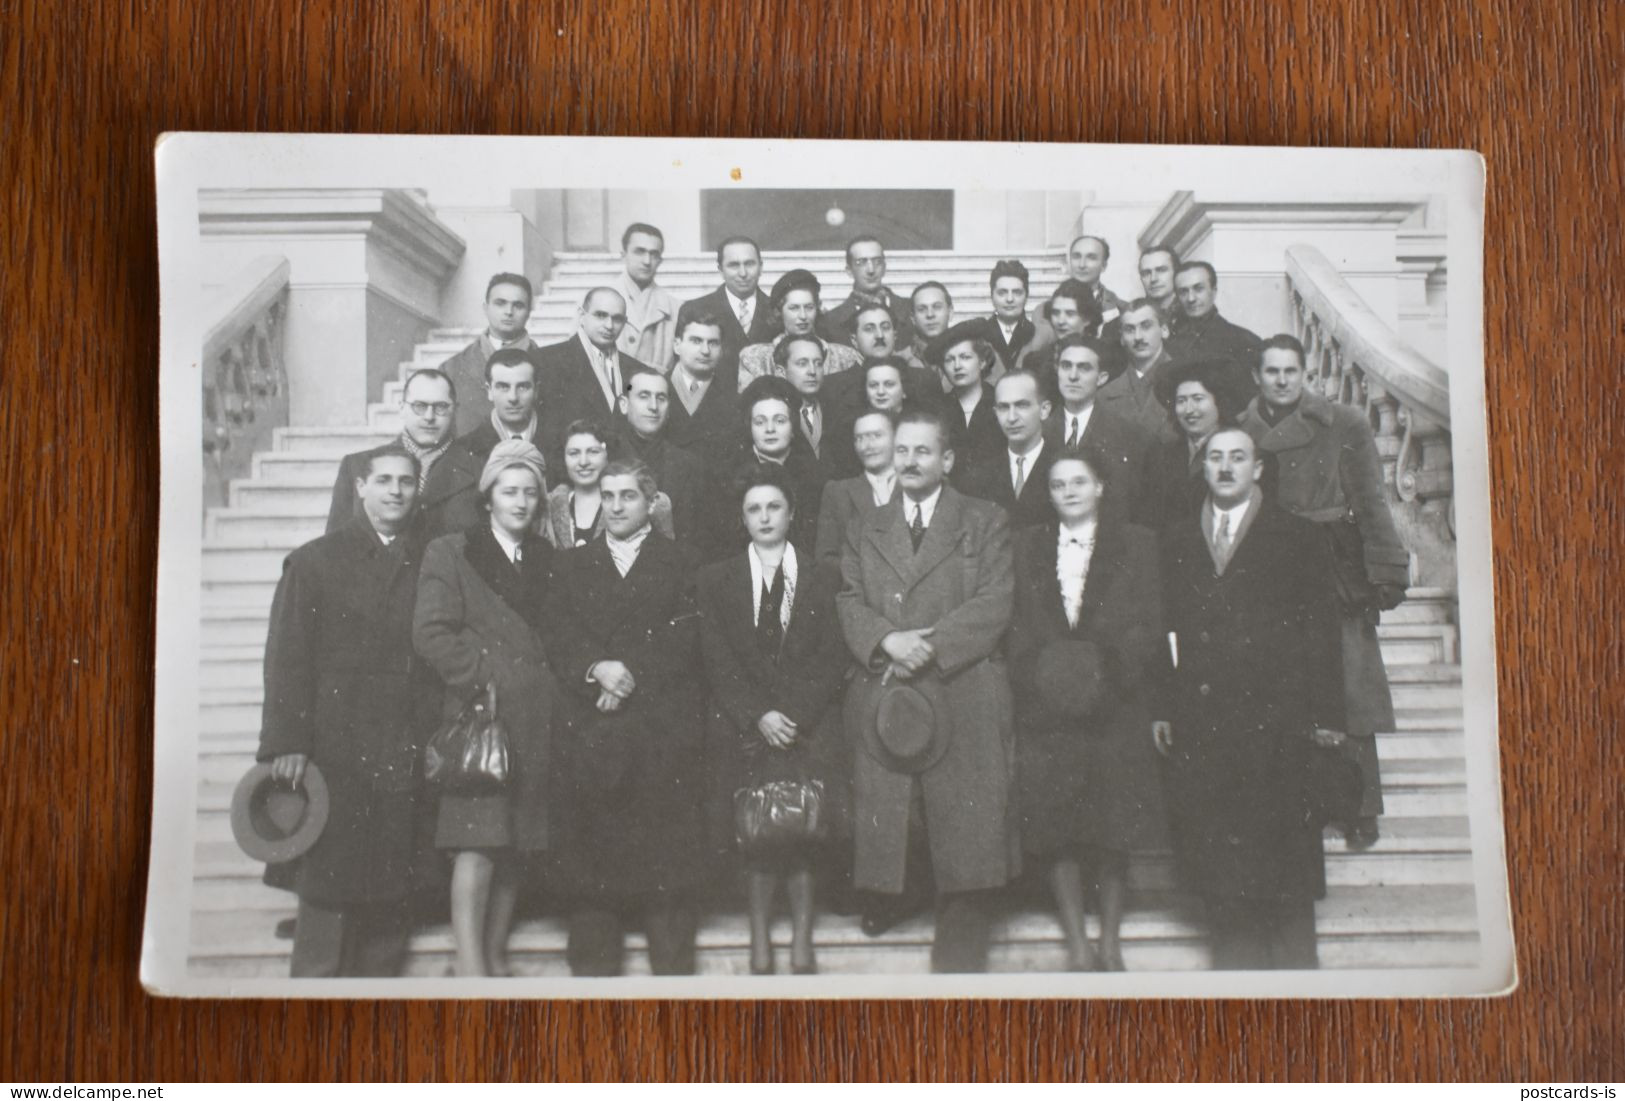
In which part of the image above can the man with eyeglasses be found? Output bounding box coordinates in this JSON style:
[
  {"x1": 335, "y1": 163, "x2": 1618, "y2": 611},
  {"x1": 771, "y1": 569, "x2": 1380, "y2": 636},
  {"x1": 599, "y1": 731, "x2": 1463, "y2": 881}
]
[
  {"x1": 325, "y1": 368, "x2": 462, "y2": 534},
  {"x1": 818, "y1": 236, "x2": 916, "y2": 352},
  {"x1": 438, "y1": 273, "x2": 542, "y2": 436}
]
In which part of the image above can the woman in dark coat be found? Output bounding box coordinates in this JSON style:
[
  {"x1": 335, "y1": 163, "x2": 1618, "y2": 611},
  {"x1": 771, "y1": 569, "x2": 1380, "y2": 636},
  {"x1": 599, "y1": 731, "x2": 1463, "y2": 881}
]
[
  {"x1": 413, "y1": 439, "x2": 556, "y2": 977},
  {"x1": 1146, "y1": 358, "x2": 1253, "y2": 531},
  {"x1": 697, "y1": 465, "x2": 851, "y2": 975},
  {"x1": 1007, "y1": 445, "x2": 1165, "y2": 971},
  {"x1": 541, "y1": 458, "x2": 710, "y2": 976}
]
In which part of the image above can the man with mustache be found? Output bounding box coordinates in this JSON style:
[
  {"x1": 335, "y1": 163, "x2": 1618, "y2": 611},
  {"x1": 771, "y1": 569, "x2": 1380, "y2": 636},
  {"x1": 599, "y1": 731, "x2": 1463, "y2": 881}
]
[
  {"x1": 1097, "y1": 298, "x2": 1180, "y2": 441},
  {"x1": 1154, "y1": 426, "x2": 1345, "y2": 970},
  {"x1": 1237, "y1": 335, "x2": 1410, "y2": 850},
  {"x1": 837, "y1": 407, "x2": 1017, "y2": 971}
]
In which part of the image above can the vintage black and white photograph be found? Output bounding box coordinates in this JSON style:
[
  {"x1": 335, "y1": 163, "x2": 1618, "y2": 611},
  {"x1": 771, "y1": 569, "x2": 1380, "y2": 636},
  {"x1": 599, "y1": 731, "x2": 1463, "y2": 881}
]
[{"x1": 142, "y1": 135, "x2": 1507, "y2": 997}]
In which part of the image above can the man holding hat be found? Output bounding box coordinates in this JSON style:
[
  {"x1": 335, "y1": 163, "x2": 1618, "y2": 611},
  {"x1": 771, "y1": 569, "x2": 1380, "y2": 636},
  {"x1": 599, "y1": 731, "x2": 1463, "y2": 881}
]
[
  {"x1": 836, "y1": 406, "x2": 1018, "y2": 972},
  {"x1": 255, "y1": 445, "x2": 438, "y2": 977},
  {"x1": 738, "y1": 269, "x2": 863, "y2": 392}
]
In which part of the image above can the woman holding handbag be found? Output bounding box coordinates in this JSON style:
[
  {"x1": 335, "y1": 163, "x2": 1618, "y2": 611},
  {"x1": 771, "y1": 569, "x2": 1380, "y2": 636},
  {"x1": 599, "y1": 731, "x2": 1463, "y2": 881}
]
[
  {"x1": 1007, "y1": 445, "x2": 1166, "y2": 971},
  {"x1": 413, "y1": 440, "x2": 556, "y2": 977},
  {"x1": 696, "y1": 465, "x2": 851, "y2": 975}
]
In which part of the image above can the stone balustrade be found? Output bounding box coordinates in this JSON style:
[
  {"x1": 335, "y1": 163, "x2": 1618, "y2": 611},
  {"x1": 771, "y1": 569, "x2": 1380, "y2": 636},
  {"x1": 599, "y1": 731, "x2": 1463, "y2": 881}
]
[
  {"x1": 202, "y1": 256, "x2": 291, "y2": 512},
  {"x1": 1284, "y1": 245, "x2": 1457, "y2": 593}
]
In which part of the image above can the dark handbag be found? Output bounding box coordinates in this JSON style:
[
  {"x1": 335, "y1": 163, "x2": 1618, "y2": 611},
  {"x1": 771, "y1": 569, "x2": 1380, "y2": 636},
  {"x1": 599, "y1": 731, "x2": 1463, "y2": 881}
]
[
  {"x1": 733, "y1": 779, "x2": 828, "y2": 852},
  {"x1": 424, "y1": 681, "x2": 510, "y2": 793}
]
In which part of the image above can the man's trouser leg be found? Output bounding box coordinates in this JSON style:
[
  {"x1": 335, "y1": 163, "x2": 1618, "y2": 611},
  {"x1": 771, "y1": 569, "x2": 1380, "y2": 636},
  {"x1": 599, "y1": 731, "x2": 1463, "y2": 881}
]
[
  {"x1": 931, "y1": 890, "x2": 993, "y2": 973},
  {"x1": 644, "y1": 894, "x2": 699, "y2": 975},
  {"x1": 567, "y1": 904, "x2": 626, "y2": 977}
]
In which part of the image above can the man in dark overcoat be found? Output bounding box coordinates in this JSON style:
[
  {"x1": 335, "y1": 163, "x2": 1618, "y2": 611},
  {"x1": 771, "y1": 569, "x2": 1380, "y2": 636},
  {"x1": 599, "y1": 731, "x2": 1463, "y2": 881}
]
[
  {"x1": 614, "y1": 363, "x2": 712, "y2": 550},
  {"x1": 662, "y1": 310, "x2": 739, "y2": 474},
  {"x1": 837, "y1": 407, "x2": 1018, "y2": 972},
  {"x1": 1237, "y1": 334, "x2": 1410, "y2": 848},
  {"x1": 1165, "y1": 261, "x2": 1261, "y2": 398},
  {"x1": 326, "y1": 368, "x2": 460, "y2": 534},
  {"x1": 541, "y1": 458, "x2": 708, "y2": 976},
  {"x1": 1154, "y1": 427, "x2": 1347, "y2": 970},
  {"x1": 258, "y1": 446, "x2": 437, "y2": 977},
  {"x1": 958, "y1": 368, "x2": 1058, "y2": 529}
]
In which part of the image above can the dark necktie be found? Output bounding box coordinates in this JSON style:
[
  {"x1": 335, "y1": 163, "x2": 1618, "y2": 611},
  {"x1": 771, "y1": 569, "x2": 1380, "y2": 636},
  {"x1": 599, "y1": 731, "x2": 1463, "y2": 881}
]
[
  {"x1": 1066, "y1": 417, "x2": 1081, "y2": 449},
  {"x1": 909, "y1": 503, "x2": 926, "y2": 553},
  {"x1": 756, "y1": 568, "x2": 786, "y2": 655}
]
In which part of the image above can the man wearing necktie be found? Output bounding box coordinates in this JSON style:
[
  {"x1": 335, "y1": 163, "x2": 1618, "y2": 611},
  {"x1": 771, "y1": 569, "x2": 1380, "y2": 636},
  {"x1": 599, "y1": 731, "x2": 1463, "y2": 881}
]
[
  {"x1": 675, "y1": 235, "x2": 776, "y2": 376},
  {"x1": 836, "y1": 407, "x2": 1017, "y2": 972},
  {"x1": 1152, "y1": 427, "x2": 1347, "y2": 970},
  {"x1": 960, "y1": 368, "x2": 1057, "y2": 529}
]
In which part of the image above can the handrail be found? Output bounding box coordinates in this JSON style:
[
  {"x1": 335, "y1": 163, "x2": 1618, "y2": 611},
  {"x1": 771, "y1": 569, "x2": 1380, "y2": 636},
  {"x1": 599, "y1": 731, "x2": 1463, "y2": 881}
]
[
  {"x1": 202, "y1": 257, "x2": 292, "y2": 512},
  {"x1": 1284, "y1": 245, "x2": 1450, "y2": 428}
]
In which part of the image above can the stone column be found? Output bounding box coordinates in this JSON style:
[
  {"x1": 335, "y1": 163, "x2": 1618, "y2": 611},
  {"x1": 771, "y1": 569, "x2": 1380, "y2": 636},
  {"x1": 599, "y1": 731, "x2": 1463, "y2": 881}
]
[
  {"x1": 428, "y1": 185, "x2": 554, "y2": 329},
  {"x1": 199, "y1": 189, "x2": 465, "y2": 427}
]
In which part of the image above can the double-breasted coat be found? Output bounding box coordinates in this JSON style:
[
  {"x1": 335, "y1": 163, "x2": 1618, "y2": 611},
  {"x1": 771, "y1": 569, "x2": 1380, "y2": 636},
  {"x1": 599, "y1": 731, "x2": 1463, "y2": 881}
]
[
  {"x1": 1158, "y1": 496, "x2": 1346, "y2": 903},
  {"x1": 1238, "y1": 390, "x2": 1409, "y2": 815},
  {"x1": 257, "y1": 519, "x2": 438, "y2": 908},
  {"x1": 696, "y1": 553, "x2": 853, "y2": 848},
  {"x1": 836, "y1": 486, "x2": 1020, "y2": 895},
  {"x1": 413, "y1": 525, "x2": 556, "y2": 853},
  {"x1": 541, "y1": 533, "x2": 708, "y2": 900},
  {"x1": 1007, "y1": 521, "x2": 1168, "y2": 855}
]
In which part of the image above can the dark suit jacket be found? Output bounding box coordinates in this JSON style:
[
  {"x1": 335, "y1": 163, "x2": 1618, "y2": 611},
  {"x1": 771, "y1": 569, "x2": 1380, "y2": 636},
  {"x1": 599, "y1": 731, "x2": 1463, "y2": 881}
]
[
  {"x1": 535, "y1": 335, "x2": 653, "y2": 430},
  {"x1": 258, "y1": 519, "x2": 436, "y2": 906},
  {"x1": 813, "y1": 472, "x2": 896, "y2": 566},
  {"x1": 959, "y1": 438, "x2": 1058, "y2": 528},
  {"x1": 541, "y1": 532, "x2": 706, "y2": 897},
  {"x1": 325, "y1": 438, "x2": 462, "y2": 536},
  {"x1": 817, "y1": 286, "x2": 916, "y2": 350},
  {"x1": 944, "y1": 383, "x2": 1004, "y2": 492},
  {"x1": 1165, "y1": 309, "x2": 1262, "y2": 378},
  {"x1": 663, "y1": 362, "x2": 742, "y2": 474},
  {"x1": 612, "y1": 423, "x2": 711, "y2": 550},
  {"x1": 1042, "y1": 404, "x2": 1157, "y2": 527},
  {"x1": 437, "y1": 337, "x2": 546, "y2": 437},
  {"x1": 1158, "y1": 497, "x2": 1344, "y2": 903},
  {"x1": 791, "y1": 393, "x2": 856, "y2": 481},
  {"x1": 985, "y1": 315, "x2": 1038, "y2": 372},
  {"x1": 676, "y1": 286, "x2": 777, "y2": 368},
  {"x1": 1097, "y1": 351, "x2": 1179, "y2": 441}
]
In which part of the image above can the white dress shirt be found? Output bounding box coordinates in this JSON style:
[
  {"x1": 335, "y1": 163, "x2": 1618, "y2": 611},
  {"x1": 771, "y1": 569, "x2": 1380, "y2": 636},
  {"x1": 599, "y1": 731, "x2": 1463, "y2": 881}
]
[
  {"x1": 864, "y1": 468, "x2": 897, "y2": 506},
  {"x1": 1007, "y1": 438, "x2": 1045, "y2": 494},
  {"x1": 748, "y1": 542, "x2": 798, "y2": 631},
  {"x1": 578, "y1": 332, "x2": 623, "y2": 409},
  {"x1": 605, "y1": 523, "x2": 652, "y2": 577},
  {"x1": 902, "y1": 485, "x2": 943, "y2": 528},
  {"x1": 997, "y1": 317, "x2": 1018, "y2": 343},
  {"x1": 1056, "y1": 518, "x2": 1099, "y2": 628},
  {"x1": 490, "y1": 523, "x2": 523, "y2": 565},
  {"x1": 1061, "y1": 404, "x2": 1096, "y2": 447}
]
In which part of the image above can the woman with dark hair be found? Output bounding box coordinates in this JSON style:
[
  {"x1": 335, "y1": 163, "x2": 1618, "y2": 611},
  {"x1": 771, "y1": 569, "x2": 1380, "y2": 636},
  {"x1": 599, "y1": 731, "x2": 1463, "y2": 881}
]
[
  {"x1": 1146, "y1": 358, "x2": 1251, "y2": 530},
  {"x1": 1007, "y1": 445, "x2": 1165, "y2": 971},
  {"x1": 737, "y1": 268, "x2": 862, "y2": 391},
  {"x1": 720, "y1": 376, "x2": 827, "y2": 553},
  {"x1": 413, "y1": 439, "x2": 556, "y2": 976},
  {"x1": 544, "y1": 418, "x2": 676, "y2": 547},
  {"x1": 696, "y1": 465, "x2": 851, "y2": 975}
]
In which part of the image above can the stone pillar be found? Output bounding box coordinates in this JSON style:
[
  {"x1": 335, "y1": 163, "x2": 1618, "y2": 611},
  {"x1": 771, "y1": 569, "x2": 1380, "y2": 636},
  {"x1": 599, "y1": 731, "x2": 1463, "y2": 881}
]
[
  {"x1": 427, "y1": 185, "x2": 555, "y2": 329},
  {"x1": 199, "y1": 189, "x2": 465, "y2": 427},
  {"x1": 1137, "y1": 193, "x2": 1428, "y2": 340}
]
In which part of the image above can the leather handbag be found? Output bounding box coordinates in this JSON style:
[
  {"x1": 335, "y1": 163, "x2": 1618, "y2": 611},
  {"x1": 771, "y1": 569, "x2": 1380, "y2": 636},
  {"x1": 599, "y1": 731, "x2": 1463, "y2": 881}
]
[
  {"x1": 733, "y1": 779, "x2": 828, "y2": 852},
  {"x1": 424, "y1": 681, "x2": 510, "y2": 793}
]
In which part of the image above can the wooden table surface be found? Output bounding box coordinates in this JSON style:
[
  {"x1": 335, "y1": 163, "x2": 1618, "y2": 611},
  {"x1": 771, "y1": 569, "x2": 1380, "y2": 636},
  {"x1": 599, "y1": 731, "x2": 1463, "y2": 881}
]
[{"x1": 1, "y1": 0, "x2": 1619, "y2": 1082}]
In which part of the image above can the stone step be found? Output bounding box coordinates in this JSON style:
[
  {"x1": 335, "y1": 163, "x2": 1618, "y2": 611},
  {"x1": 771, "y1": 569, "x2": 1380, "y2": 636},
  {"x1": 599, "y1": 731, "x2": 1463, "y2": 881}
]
[
  {"x1": 185, "y1": 882, "x2": 1479, "y2": 976},
  {"x1": 1393, "y1": 707, "x2": 1468, "y2": 731},
  {"x1": 228, "y1": 482, "x2": 334, "y2": 514},
  {"x1": 202, "y1": 579, "x2": 279, "y2": 610},
  {"x1": 1390, "y1": 681, "x2": 1463, "y2": 711},
  {"x1": 1381, "y1": 596, "x2": 1455, "y2": 626},
  {"x1": 273, "y1": 426, "x2": 397, "y2": 454},
  {"x1": 547, "y1": 249, "x2": 1070, "y2": 271},
  {"x1": 201, "y1": 608, "x2": 273, "y2": 649},
  {"x1": 251, "y1": 453, "x2": 345, "y2": 482},
  {"x1": 207, "y1": 510, "x2": 327, "y2": 547},
  {"x1": 1386, "y1": 663, "x2": 1461, "y2": 685},
  {"x1": 1376, "y1": 622, "x2": 1460, "y2": 665},
  {"x1": 199, "y1": 646, "x2": 266, "y2": 690},
  {"x1": 202, "y1": 547, "x2": 292, "y2": 583}
]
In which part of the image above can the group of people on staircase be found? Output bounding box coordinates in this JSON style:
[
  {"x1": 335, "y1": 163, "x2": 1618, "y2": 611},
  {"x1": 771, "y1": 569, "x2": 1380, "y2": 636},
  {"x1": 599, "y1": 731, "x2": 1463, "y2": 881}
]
[{"x1": 254, "y1": 222, "x2": 1410, "y2": 979}]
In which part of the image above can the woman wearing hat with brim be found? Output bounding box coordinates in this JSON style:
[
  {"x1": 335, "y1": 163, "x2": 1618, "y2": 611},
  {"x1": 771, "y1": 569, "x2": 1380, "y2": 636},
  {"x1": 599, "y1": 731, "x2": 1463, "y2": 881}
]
[
  {"x1": 1145, "y1": 357, "x2": 1253, "y2": 531},
  {"x1": 1007, "y1": 444, "x2": 1166, "y2": 971},
  {"x1": 413, "y1": 439, "x2": 557, "y2": 977},
  {"x1": 736, "y1": 269, "x2": 864, "y2": 393}
]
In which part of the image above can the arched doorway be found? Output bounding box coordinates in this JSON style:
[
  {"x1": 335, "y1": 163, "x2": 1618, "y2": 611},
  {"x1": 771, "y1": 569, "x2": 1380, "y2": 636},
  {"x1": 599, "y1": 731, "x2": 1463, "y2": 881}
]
[{"x1": 701, "y1": 189, "x2": 954, "y2": 251}]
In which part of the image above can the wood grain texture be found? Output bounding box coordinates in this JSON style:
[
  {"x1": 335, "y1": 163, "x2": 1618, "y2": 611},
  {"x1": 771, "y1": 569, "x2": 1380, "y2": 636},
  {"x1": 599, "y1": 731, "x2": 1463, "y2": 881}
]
[{"x1": 1, "y1": 0, "x2": 1619, "y2": 1082}]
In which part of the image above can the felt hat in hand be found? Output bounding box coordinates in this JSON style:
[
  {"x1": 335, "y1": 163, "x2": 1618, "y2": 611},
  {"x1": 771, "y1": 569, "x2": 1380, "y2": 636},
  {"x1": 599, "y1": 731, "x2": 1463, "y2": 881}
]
[
  {"x1": 230, "y1": 761, "x2": 330, "y2": 865},
  {"x1": 861, "y1": 677, "x2": 952, "y2": 774}
]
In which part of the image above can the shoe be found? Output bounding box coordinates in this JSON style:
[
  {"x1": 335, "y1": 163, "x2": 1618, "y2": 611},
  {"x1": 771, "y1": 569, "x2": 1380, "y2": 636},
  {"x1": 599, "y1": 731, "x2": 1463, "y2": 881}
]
[
  {"x1": 791, "y1": 958, "x2": 819, "y2": 975},
  {"x1": 1344, "y1": 817, "x2": 1381, "y2": 851},
  {"x1": 274, "y1": 918, "x2": 297, "y2": 941},
  {"x1": 860, "y1": 907, "x2": 907, "y2": 937},
  {"x1": 1098, "y1": 944, "x2": 1126, "y2": 972},
  {"x1": 749, "y1": 951, "x2": 775, "y2": 975}
]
